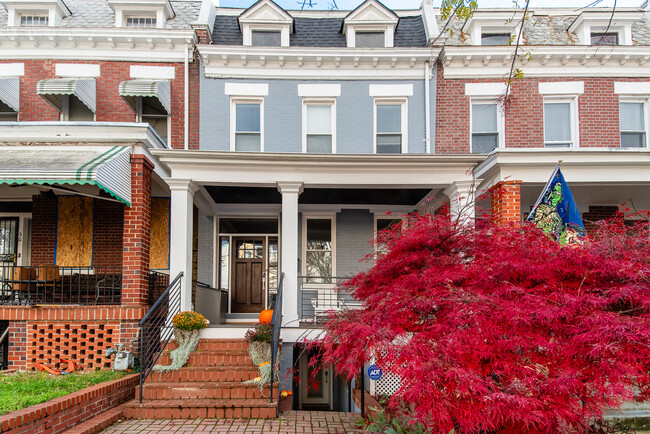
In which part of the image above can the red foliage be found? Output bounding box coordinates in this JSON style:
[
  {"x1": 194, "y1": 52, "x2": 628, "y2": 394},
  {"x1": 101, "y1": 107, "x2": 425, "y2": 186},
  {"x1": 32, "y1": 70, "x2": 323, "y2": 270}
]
[{"x1": 315, "y1": 213, "x2": 650, "y2": 433}]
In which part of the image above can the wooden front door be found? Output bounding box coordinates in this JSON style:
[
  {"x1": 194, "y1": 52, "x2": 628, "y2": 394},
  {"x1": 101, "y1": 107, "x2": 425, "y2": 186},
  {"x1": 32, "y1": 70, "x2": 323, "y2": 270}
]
[{"x1": 232, "y1": 237, "x2": 265, "y2": 313}]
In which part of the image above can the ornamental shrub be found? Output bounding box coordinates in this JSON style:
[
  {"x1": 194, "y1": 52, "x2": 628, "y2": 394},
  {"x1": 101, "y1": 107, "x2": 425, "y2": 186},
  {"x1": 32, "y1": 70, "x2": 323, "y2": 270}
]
[
  {"x1": 245, "y1": 323, "x2": 273, "y2": 344},
  {"x1": 172, "y1": 311, "x2": 209, "y2": 331}
]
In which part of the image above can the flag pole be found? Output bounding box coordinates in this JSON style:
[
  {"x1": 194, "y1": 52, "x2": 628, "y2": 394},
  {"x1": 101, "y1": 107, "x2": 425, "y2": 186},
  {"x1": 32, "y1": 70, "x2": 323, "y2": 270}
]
[{"x1": 526, "y1": 162, "x2": 562, "y2": 222}]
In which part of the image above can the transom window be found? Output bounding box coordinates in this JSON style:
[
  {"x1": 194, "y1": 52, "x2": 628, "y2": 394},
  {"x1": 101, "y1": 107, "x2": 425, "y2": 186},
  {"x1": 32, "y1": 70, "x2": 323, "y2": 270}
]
[
  {"x1": 252, "y1": 30, "x2": 281, "y2": 47},
  {"x1": 481, "y1": 32, "x2": 511, "y2": 46},
  {"x1": 590, "y1": 32, "x2": 618, "y2": 45},
  {"x1": 20, "y1": 15, "x2": 48, "y2": 26},
  {"x1": 305, "y1": 104, "x2": 333, "y2": 153},
  {"x1": 126, "y1": 17, "x2": 156, "y2": 28},
  {"x1": 376, "y1": 103, "x2": 403, "y2": 154},
  {"x1": 619, "y1": 102, "x2": 647, "y2": 148},
  {"x1": 235, "y1": 102, "x2": 262, "y2": 152},
  {"x1": 304, "y1": 218, "x2": 334, "y2": 284},
  {"x1": 471, "y1": 103, "x2": 499, "y2": 153},
  {"x1": 544, "y1": 100, "x2": 576, "y2": 147},
  {"x1": 355, "y1": 31, "x2": 385, "y2": 48}
]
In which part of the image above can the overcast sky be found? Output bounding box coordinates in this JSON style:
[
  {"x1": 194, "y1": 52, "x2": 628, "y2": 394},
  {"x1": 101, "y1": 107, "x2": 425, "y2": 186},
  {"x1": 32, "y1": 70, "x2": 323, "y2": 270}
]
[{"x1": 219, "y1": 0, "x2": 646, "y2": 10}]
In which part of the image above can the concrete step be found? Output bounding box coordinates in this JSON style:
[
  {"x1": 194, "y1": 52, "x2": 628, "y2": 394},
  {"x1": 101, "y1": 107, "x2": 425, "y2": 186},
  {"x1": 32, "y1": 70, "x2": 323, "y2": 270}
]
[
  {"x1": 136, "y1": 382, "x2": 278, "y2": 400},
  {"x1": 148, "y1": 366, "x2": 260, "y2": 383},
  {"x1": 122, "y1": 398, "x2": 277, "y2": 420},
  {"x1": 157, "y1": 350, "x2": 254, "y2": 367}
]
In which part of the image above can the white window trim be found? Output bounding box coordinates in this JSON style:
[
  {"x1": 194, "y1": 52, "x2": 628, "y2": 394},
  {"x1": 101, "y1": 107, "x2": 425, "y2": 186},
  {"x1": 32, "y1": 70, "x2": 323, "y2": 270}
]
[
  {"x1": 230, "y1": 97, "x2": 264, "y2": 152},
  {"x1": 618, "y1": 98, "x2": 649, "y2": 148},
  {"x1": 244, "y1": 24, "x2": 290, "y2": 47},
  {"x1": 301, "y1": 214, "x2": 336, "y2": 280},
  {"x1": 302, "y1": 98, "x2": 336, "y2": 154},
  {"x1": 543, "y1": 97, "x2": 580, "y2": 148},
  {"x1": 60, "y1": 95, "x2": 96, "y2": 122},
  {"x1": 373, "y1": 97, "x2": 408, "y2": 154},
  {"x1": 135, "y1": 97, "x2": 170, "y2": 144},
  {"x1": 348, "y1": 26, "x2": 394, "y2": 48},
  {"x1": 469, "y1": 98, "x2": 505, "y2": 153},
  {"x1": 373, "y1": 213, "x2": 404, "y2": 260}
]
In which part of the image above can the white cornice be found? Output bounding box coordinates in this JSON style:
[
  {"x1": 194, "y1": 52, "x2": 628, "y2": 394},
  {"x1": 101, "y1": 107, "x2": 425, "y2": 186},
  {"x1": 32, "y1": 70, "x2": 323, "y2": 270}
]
[
  {"x1": 0, "y1": 121, "x2": 167, "y2": 149},
  {"x1": 0, "y1": 28, "x2": 197, "y2": 62},
  {"x1": 442, "y1": 45, "x2": 650, "y2": 79},
  {"x1": 199, "y1": 45, "x2": 440, "y2": 80}
]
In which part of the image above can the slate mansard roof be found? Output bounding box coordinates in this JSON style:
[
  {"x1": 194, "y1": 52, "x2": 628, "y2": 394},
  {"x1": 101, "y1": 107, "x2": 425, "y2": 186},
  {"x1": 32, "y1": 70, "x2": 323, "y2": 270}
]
[
  {"x1": 0, "y1": 0, "x2": 202, "y2": 29},
  {"x1": 437, "y1": 9, "x2": 650, "y2": 46},
  {"x1": 211, "y1": 12, "x2": 427, "y2": 47}
]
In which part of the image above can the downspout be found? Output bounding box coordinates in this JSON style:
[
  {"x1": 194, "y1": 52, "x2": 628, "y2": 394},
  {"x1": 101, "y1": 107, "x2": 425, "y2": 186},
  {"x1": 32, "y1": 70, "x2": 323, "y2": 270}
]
[
  {"x1": 184, "y1": 42, "x2": 190, "y2": 150},
  {"x1": 424, "y1": 60, "x2": 431, "y2": 153}
]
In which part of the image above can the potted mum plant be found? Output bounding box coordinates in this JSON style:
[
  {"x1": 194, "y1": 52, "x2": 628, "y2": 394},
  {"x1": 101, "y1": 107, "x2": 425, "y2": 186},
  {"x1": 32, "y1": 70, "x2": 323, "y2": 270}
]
[{"x1": 153, "y1": 311, "x2": 208, "y2": 372}]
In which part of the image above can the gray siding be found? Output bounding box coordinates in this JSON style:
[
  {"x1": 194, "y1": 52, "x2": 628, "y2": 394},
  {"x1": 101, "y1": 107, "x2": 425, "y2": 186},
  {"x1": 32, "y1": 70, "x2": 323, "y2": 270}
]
[
  {"x1": 336, "y1": 209, "x2": 374, "y2": 278},
  {"x1": 200, "y1": 76, "x2": 433, "y2": 154},
  {"x1": 197, "y1": 213, "x2": 214, "y2": 286}
]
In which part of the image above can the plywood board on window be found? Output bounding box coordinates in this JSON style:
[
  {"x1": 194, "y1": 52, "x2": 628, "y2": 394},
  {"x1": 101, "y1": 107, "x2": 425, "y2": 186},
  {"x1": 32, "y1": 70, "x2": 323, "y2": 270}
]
[
  {"x1": 150, "y1": 198, "x2": 170, "y2": 270},
  {"x1": 56, "y1": 197, "x2": 93, "y2": 267}
]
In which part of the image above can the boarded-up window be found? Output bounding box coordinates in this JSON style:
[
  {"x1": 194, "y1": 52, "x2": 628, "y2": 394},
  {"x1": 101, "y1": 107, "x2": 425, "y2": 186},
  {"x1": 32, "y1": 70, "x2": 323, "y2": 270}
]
[
  {"x1": 150, "y1": 198, "x2": 170, "y2": 270},
  {"x1": 56, "y1": 197, "x2": 93, "y2": 266}
]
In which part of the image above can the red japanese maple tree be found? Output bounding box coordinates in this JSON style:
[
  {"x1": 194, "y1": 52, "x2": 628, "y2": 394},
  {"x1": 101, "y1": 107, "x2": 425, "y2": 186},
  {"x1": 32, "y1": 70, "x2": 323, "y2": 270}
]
[{"x1": 316, "y1": 212, "x2": 650, "y2": 433}]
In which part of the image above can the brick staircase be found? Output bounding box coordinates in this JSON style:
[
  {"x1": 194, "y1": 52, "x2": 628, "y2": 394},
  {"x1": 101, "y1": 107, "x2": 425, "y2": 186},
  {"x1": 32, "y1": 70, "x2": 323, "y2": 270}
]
[{"x1": 123, "y1": 339, "x2": 278, "y2": 419}]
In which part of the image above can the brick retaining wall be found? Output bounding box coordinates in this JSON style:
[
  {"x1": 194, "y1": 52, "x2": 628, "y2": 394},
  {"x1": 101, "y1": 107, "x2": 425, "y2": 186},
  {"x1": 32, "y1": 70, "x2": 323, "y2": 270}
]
[{"x1": 0, "y1": 374, "x2": 138, "y2": 434}]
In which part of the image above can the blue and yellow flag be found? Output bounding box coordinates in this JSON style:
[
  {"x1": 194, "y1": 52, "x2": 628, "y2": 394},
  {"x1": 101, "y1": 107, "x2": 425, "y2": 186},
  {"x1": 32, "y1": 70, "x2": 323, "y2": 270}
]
[{"x1": 527, "y1": 165, "x2": 586, "y2": 244}]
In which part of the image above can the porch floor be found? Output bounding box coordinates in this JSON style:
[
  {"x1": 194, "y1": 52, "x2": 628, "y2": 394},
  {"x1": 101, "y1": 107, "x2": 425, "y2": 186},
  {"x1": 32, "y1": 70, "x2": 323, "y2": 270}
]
[{"x1": 100, "y1": 411, "x2": 360, "y2": 433}]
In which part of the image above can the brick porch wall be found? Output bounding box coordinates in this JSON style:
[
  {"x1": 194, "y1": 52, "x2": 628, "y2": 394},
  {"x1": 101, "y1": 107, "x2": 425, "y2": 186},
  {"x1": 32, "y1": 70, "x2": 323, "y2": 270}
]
[
  {"x1": 30, "y1": 192, "x2": 57, "y2": 267},
  {"x1": 490, "y1": 180, "x2": 522, "y2": 225}
]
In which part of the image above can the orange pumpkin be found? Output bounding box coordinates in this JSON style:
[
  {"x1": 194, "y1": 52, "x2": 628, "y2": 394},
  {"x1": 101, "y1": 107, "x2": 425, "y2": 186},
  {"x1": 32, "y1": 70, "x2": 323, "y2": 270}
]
[{"x1": 259, "y1": 309, "x2": 274, "y2": 324}]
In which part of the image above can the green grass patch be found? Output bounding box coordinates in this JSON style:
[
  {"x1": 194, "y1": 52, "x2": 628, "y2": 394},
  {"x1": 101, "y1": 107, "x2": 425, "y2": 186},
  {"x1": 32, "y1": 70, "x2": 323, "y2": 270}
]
[{"x1": 0, "y1": 370, "x2": 128, "y2": 415}]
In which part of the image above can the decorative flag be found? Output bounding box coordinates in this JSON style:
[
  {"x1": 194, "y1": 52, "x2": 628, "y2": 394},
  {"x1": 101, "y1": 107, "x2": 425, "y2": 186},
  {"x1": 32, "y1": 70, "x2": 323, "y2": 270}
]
[{"x1": 527, "y1": 164, "x2": 586, "y2": 245}]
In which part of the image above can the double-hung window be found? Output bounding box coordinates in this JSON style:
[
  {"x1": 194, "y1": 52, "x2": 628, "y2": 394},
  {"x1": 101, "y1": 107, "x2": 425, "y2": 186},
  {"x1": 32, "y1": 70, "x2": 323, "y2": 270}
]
[
  {"x1": 303, "y1": 217, "x2": 335, "y2": 284},
  {"x1": 544, "y1": 100, "x2": 576, "y2": 147},
  {"x1": 619, "y1": 102, "x2": 647, "y2": 148},
  {"x1": 471, "y1": 102, "x2": 500, "y2": 153},
  {"x1": 304, "y1": 102, "x2": 334, "y2": 153},
  {"x1": 375, "y1": 103, "x2": 404, "y2": 154},
  {"x1": 234, "y1": 102, "x2": 262, "y2": 151},
  {"x1": 0, "y1": 101, "x2": 18, "y2": 122}
]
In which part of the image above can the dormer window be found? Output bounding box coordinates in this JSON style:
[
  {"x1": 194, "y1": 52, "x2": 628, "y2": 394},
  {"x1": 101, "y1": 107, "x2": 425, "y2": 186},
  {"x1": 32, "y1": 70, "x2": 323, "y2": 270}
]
[
  {"x1": 355, "y1": 31, "x2": 385, "y2": 48},
  {"x1": 480, "y1": 32, "x2": 511, "y2": 46},
  {"x1": 590, "y1": 32, "x2": 618, "y2": 46},
  {"x1": 20, "y1": 14, "x2": 48, "y2": 26},
  {"x1": 463, "y1": 12, "x2": 524, "y2": 46},
  {"x1": 238, "y1": 0, "x2": 294, "y2": 48},
  {"x1": 343, "y1": 0, "x2": 398, "y2": 48},
  {"x1": 569, "y1": 11, "x2": 641, "y2": 46},
  {"x1": 251, "y1": 30, "x2": 281, "y2": 47},
  {"x1": 1, "y1": 0, "x2": 70, "y2": 27},
  {"x1": 126, "y1": 16, "x2": 156, "y2": 28},
  {"x1": 107, "y1": 0, "x2": 174, "y2": 29}
]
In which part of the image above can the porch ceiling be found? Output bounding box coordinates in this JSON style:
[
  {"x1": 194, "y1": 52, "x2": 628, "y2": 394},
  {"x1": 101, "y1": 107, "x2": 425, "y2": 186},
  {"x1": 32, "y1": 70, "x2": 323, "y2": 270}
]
[{"x1": 204, "y1": 186, "x2": 431, "y2": 205}]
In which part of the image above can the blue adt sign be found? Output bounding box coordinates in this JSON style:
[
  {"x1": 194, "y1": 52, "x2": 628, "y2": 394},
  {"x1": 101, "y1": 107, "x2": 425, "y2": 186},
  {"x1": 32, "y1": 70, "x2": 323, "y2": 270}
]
[{"x1": 367, "y1": 365, "x2": 382, "y2": 381}]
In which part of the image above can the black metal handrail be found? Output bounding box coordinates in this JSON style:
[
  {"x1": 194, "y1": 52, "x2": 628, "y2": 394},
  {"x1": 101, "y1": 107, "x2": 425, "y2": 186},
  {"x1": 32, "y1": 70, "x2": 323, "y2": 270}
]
[
  {"x1": 0, "y1": 265, "x2": 122, "y2": 305},
  {"x1": 147, "y1": 270, "x2": 170, "y2": 305},
  {"x1": 297, "y1": 275, "x2": 357, "y2": 323},
  {"x1": 269, "y1": 272, "x2": 284, "y2": 414},
  {"x1": 139, "y1": 271, "x2": 183, "y2": 403}
]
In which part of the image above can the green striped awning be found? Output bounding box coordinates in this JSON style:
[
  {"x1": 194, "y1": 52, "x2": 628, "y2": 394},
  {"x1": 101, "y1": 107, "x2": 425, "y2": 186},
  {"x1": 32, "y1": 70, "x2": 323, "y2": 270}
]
[
  {"x1": 119, "y1": 80, "x2": 171, "y2": 114},
  {"x1": 37, "y1": 78, "x2": 96, "y2": 113},
  {"x1": 0, "y1": 146, "x2": 131, "y2": 205}
]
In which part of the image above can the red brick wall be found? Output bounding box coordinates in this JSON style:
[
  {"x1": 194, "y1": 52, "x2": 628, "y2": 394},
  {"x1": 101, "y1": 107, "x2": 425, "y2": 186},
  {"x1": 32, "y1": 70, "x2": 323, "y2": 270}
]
[
  {"x1": 189, "y1": 52, "x2": 201, "y2": 150},
  {"x1": 1, "y1": 59, "x2": 189, "y2": 149},
  {"x1": 122, "y1": 155, "x2": 153, "y2": 306},
  {"x1": 30, "y1": 193, "x2": 57, "y2": 266},
  {"x1": 490, "y1": 180, "x2": 522, "y2": 225},
  {"x1": 582, "y1": 205, "x2": 621, "y2": 234},
  {"x1": 92, "y1": 200, "x2": 124, "y2": 267},
  {"x1": 0, "y1": 374, "x2": 138, "y2": 434},
  {"x1": 7, "y1": 321, "x2": 26, "y2": 371},
  {"x1": 435, "y1": 63, "x2": 649, "y2": 153}
]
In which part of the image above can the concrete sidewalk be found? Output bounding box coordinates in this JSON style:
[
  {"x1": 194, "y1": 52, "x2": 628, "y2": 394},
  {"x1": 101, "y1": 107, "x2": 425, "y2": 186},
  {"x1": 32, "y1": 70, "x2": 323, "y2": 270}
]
[{"x1": 101, "y1": 411, "x2": 361, "y2": 433}]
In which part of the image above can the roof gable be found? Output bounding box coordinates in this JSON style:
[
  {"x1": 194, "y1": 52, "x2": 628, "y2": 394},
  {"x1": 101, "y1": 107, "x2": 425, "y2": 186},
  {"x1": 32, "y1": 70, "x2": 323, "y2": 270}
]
[
  {"x1": 344, "y1": 0, "x2": 398, "y2": 25},
  {"x1": 238, "y1": 0, "x2": 293, "y2": 31}
]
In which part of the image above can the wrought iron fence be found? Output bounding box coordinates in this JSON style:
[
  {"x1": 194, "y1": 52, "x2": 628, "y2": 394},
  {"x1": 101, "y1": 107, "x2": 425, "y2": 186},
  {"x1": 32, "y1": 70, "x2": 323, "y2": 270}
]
[
  {"x1": 0, "y1": 265, "x2": 122, "y2": 305},
  {"x1": 148, "y1": 270, "x2": 170, "y2": 305},
  {"x1": 270, "y1": 272, "x2": 284, "y2": 414},
  {"x1": 138, "y1": 271, "x2": 182, "y2": 403},
  {"x1": 298, "y1": 276, "x2": 359, "y2": 323}
]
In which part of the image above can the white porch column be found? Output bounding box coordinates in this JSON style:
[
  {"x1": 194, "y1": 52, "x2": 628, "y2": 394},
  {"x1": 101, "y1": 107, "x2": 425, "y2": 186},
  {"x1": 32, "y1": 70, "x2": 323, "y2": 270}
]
[
  {"x1": 168, "y1": 178, "x2": 199, "y2": 312},
  {"x1": 277, "y1": 181, "x2": 303, "y2": 327},
  {"x1": 444, "y1": 180, "x2": 482, "y2": 226}
]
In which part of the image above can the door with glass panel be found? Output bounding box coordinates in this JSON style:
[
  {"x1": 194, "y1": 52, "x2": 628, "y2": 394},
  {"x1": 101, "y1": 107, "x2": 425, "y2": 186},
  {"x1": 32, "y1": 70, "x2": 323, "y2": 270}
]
[
  {"x1": 232, "y1": 237, "x2": 265, "y2": 313},
  {"x1": 0, "y1": 218, "x2": 19, "y2": 285}
]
